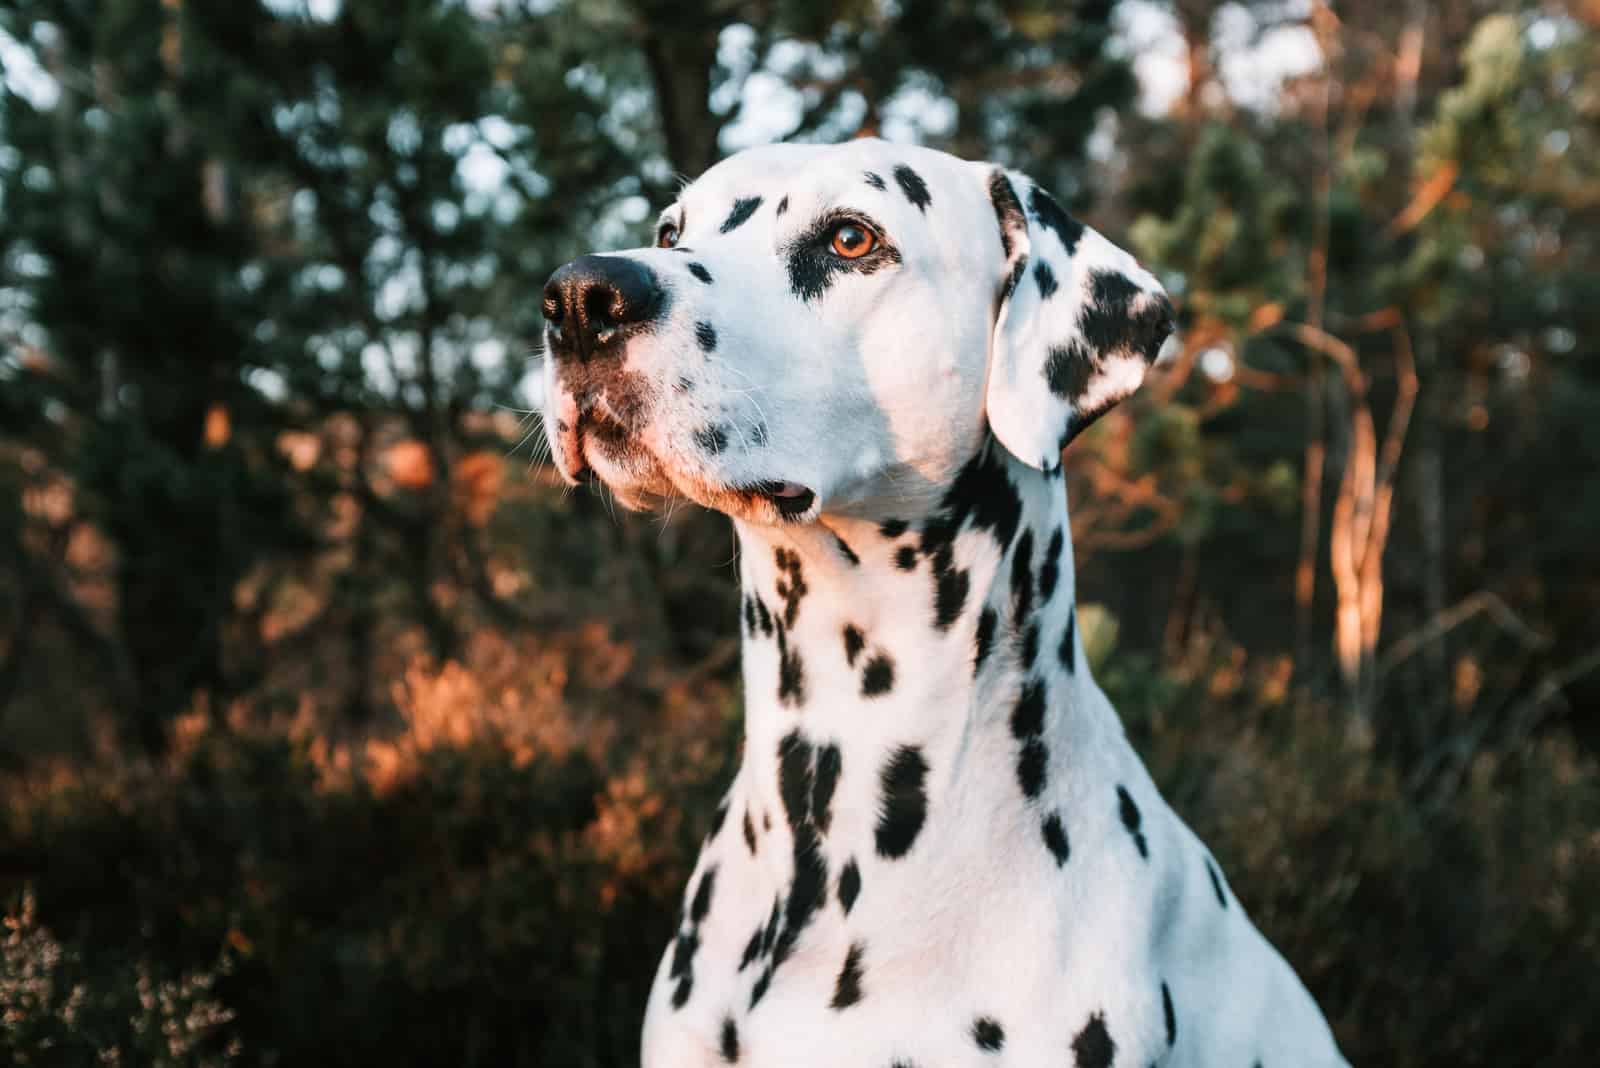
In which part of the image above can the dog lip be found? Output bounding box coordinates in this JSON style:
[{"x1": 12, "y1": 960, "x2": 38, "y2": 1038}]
[{"x1": 746, "y1": 480, "x2": 817, "y2": 519}]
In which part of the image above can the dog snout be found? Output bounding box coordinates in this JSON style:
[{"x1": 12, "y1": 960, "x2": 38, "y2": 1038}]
[{"x1": 542, "y1": 254, "x2": 664, "y2": 358}]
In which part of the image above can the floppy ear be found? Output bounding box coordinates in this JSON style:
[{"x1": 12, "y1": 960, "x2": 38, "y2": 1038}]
[{"x1": 982, "y1": 167, "x2": 1175, "y2": 471}]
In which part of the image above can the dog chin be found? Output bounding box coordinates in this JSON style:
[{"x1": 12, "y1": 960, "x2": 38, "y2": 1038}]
[{"x1": 588, "y1": 456, "x2": 817, "y2": 527}]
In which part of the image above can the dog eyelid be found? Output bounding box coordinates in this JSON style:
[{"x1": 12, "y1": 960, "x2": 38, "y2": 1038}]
[{"x1": 655, "y1": 207, "x2": 685, "y2": 241}]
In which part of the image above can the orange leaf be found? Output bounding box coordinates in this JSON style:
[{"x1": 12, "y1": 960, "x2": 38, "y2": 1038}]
[
  {"x1": 453, "y1": 451, "x2": 505, "y2": 527},
  {"x1": 386, "y1": 440, "x2": 435, "y2": 490},
  {"x1": 1387, "y1": 160, "x2": 1459, "y2": 236},
  {"x1": 204, "y1": 404, "x2": 231, "y2": 449},
  {"x1": 1247, "y1": 302, "x2": 1284, "y2": 334}
]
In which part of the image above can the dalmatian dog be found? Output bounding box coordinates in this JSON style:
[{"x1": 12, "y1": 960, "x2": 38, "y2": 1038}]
[{"x1": 538, "y1": 140, "x2": 1349, "y2": 1068}]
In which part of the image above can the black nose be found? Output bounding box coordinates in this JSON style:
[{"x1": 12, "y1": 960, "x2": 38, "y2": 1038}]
[{"x1": 542, "y1": 254, "x2": 664, "y2": 357}]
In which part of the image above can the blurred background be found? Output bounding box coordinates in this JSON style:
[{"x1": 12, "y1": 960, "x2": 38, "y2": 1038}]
[{"x1": 1, "y1": 0, "x2": 1597, "y2": 1064}]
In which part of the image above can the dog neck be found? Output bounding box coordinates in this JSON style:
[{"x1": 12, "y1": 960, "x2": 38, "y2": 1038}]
[{"x1": 728, "y1": 440, "x2": 1112, "y2": 880}]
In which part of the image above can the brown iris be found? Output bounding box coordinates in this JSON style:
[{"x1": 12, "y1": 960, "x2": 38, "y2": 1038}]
[
  {"x1": 656, "y1": 223, "x2": 679, "y2": 248},
  {"x1": 830, "y1": 222, "x2": 876, "y2": 259}
]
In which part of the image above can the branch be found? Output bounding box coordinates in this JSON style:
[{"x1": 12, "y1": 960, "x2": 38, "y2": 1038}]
[{"x1": 1379, "y1": 590, "x2": 1551, "y2": 676}]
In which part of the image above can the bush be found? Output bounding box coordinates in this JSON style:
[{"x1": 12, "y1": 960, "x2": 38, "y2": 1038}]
[
  {"x1": 1, "y1": 623, "x2": 739, "y2": 1068},
  {"x1": 4, "y1": 628, "x2": 1596, "y2": 1067},
  {"x1": 1112, "y1": 642, "x2": 1600, "y2": 1068}
]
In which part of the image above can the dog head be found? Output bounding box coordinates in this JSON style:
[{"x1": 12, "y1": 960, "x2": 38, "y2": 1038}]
[{"x1": 538, "y1": 139, "x2": 1173, "y2": 524}]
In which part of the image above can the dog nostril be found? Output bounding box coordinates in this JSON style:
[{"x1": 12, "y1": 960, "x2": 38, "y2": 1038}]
[{"x1": 583, "y1": 285, "x2": 618, "y2": 331}]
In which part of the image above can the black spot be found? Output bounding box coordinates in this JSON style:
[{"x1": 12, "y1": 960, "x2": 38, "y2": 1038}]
[
  {"x1": 1039, "y1": 527, "x2": 1063, "y2": 603},
  {"x1": 1058, "y1": 610, "x2": 1077, "y2": 673},
  {"x1": 688, "y1": 262, "x2": 713, "y2": 284},
  {"x1": 1029, "y1": 186, "x2": 1084, "y2": 255},
  {"x1": 764, "y1": 732, "x2": 832, "y2": 1002},
  {"x1": 974, "y1": 607, "x2": 998, "y2": 675},
  {"x1": 838, "y1": 858, "x2": 861, "y2": 915},
  {"x1": 777, "y1": 840, "x2": 826, "y2": 964},
  {"x1": 864, "y1": 171, "x2": 887, "y2": 191},
  {"x1": 1205, "y1": 856, "x2": 1229, "y2": 909},
  {"x1": 875, "y1": 745, "x2": 929, "y2": 859},
  {"x1": 1017, "y1": 737, "x2": 1048, "y2": 799},
  {"x1": 812, "y1": 744, "x2": 841, "y2": 835},
  {"x1": 830, "y1": 941, "x2": 866, "y2": 1009},
  {"x1": 1011, "y1": 679, "x2": 1046, "y2": 739},
  {"x1": 743, "y1": 808, "x2": 758, "y2": 855},
  {"x1": 751, "y1": 596, "x2": 773, "y2": 637},
  {"x1": 720, "y1": 196, "x2": 763, "y2": 234},
  {"x1": 1020, "y1": 622, "x2": 1040, "y2": 667},
  {"x1": 760, "y1": 895, "x2": 780, "y2": 955},
  {"x1": 935, "y1": 566, "x2": 971, "y2": 630},
  {"x1": 988, "y1": 170, "x2": 1026, "y2": 263},
  {"x1": 670, "y1": 930, "x2": 698, "y2": 980},
  {"x1": 776, "y1": 623, "x2": 806, "y2": 706},
  {"x1": 690, "y1": 865, "x2": 717, "y2": 922},
  {"x1": 1010, "y1": 529, "x2": 1035, "y2": 624},
  {"x1": 785, "y1": 218, "x2": 903, "y2": 302},
  {"x1": 1161, "y1": 981, "x2": 1176, "y2": 1046},
  {"x1": 929, "y1": 445, "x2": 1024, "y2": 557},
  {"x1": 773, "y1": 547, "x2": 807, "y2": 627},
  {"x1": 1042, "y1": 811, "x2": 1070, "y2": 865},
  {"x1": 1080, "y1": 270, "x2": 1174, "y2": 365},
  {"x1": 751, "y1": 422, "x2": 769, "y2": 446},
  {"x1": 670, "y1": 864, "x2": 718, "y2": 1012},
  {"x1": 1117, "y1": 785, "x2": 1149, "y2": 859},
  {"x1": 695, "y1": 425, "x2": 729, "y2": 455},
  {"x1": 833, "y1": 531, "x2": 860, "y2": 566},
  {"x1": 1045, "y1": 339, "x2": 1095, "y2": 403},
  {"x1": 843, "y1": 624, "x2": 866, "y2": 666},
  {"x1": 1001, "y1": 256, "x2": 1027, "y2": 301},
  {"x1": 972, "y1": 1016, "x2": 1006, "y2": 1052},
  {"x1": 743, "y1": 595, "x2": 756, "y2": 636},
  {"x1": 738, "y1": 926, "x2": 762, "y2": 971},
  {"x1": 721, "y1": 1016, "x2": 740, "y2": 1063},
  {"x1": 1071, "y1": 1011, "x2": 1116, "y2": 1068},
  {"x1": 862, "y1": 653, "x2": 895, "y2": 697},
  {"x1": 776, "y1": 195, "x2": 788, "y2": 216},
  {"x1": 674, "y1": 375, "x2": 695, "y2": 393},
  {"x1": 778, "y1": 731, "x2": 814, "y2": 834},
  {"x1": 879, "y1": 518, "x2": 909, "y2": 538},
  {"x1": 1035, "y1": 260, "x2": 1058, "y2": 299},
  {"x1": 696, "y1": 320, "x2": 718, "y2": 352},
  {"x1": 893, "y1": 164, "x2": 931, "y2": 212},
  {"x1": 918, "y1": 443, "x2": 1022, "y2": 634},
  {"x1": 894, "y1": 545, "x2": 918, "y2": 571}
]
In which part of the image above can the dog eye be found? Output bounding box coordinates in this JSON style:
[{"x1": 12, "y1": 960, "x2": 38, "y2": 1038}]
[
  {"x1": 829, "y1": 222, "x2": 877, "y2": 259},
  {"x1": 657, "y1": 223, "x2": 680, "y2": 249}
]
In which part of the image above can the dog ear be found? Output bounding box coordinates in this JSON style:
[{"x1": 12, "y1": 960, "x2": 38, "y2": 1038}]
[{"x1": 982, "y1": 167, "x2": 1175, "y2": 471}]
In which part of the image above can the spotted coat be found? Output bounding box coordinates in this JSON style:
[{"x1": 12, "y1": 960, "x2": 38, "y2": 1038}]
[{"x1": 536, "y1": 140, "x2": 1347, "y2": 1068}]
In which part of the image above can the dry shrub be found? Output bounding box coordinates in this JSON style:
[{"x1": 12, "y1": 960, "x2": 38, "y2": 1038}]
[{"x1": 1114, "y1": 635, "x2": 1600, "y2": 1068}]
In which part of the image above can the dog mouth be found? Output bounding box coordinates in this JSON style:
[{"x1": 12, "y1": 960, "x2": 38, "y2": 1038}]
[
  {"x1": 556, "y1": 411, "x2": 819, "y2": 523},
  {"x1": 739, "y1": 481, "x2": 817, "y2": 520}
]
